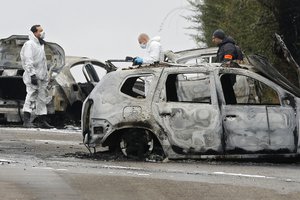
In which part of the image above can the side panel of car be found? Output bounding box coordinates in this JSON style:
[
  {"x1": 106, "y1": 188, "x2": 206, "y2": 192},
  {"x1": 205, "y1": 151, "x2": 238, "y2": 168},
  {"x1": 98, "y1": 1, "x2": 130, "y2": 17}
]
[{"x1": 222, "y1": 105, "x2": 296, "y2": 152}]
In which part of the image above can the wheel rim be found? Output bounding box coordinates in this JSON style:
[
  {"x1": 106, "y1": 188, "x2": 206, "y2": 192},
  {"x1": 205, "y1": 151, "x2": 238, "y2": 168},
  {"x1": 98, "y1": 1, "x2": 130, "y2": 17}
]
[{"x1": 120, "y1": 130, "x2": 154, "y2": 158}]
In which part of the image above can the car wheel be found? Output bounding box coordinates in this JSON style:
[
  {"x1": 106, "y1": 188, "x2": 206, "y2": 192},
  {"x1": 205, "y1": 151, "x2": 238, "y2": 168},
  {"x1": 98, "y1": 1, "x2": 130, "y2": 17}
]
[{"x1": 120, "y1": 129, "x2": 154, "y2": 159}]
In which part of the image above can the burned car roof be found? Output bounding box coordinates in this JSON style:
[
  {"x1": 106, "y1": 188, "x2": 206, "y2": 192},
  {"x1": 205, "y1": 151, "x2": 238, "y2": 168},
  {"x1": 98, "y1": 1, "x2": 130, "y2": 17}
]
[
  {"x1": 166, "y1": 45, "x2": 300, "y2": 98},
  {"x1": 120, "y1": 60, "x2": 300, "y2": 98}
]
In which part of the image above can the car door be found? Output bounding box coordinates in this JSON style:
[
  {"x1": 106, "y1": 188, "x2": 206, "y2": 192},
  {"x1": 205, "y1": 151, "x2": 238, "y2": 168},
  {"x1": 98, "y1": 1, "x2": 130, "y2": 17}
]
[
  {"x1": 154, "y1": 69, "x2": 223, "y2": 154},
  {"x1": 83, "y1": 63, "x2": 100, "y2": 84},
  {"x1": 218, "y1": 71, "x2": 297, "y2": 153}
]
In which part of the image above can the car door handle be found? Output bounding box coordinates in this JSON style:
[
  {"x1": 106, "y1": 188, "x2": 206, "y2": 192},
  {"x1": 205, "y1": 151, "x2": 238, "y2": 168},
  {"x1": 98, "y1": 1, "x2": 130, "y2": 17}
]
[
  {"x1": 225, "y1": 115, "x2": 237, "y2": 118},
  {"x1": 159, "y1": 111, "x2": 172, "y2": 116},
  {"x1": 158, "y1": 104, "x2": 173, "y2": 116},
  {"x1": 224, "y1": 115, "x2": 237, "y2": 121}
]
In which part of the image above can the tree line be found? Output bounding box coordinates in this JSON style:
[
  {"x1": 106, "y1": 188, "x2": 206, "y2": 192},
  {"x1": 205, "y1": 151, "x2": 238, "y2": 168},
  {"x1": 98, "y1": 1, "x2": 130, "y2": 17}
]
[{"x1": 187, "y1": 0, "x2": 300, "y2": 82}]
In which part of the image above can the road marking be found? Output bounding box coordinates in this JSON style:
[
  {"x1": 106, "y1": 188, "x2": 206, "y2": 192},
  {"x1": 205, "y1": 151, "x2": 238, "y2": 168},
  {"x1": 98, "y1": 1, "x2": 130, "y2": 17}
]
[
  {"x1": 55, "y1": 168, "x2": 68, "y2": 171},
  {"x1": 0, "y1": 127, "x2": 81, "y2": 134},
  {"x1": 127, "y1": 171, "x2": 151, "y2": 176},
  {"x1": 59, "y1": 163, "x2": 297, "y2": 183},
  {"x1": 30, "y1": 167, "x2": 69, "y2": 172},
  {"x1": 33, "y1": 167, "x2": 54, "y2": 170},
  {"x1": 134, "y1": 173, "x2": 150, "y2": 176},
  {"x1": 30, "y1": 139, "x2": 80, "y2": 146},
  {"x1": 213, "y1": 171, "x2": 275, "y2": 179},
  {"x1": 0, "y1": 159, "x2": 16, "y2": 163},
  {"x1": 103, "y1": 165, "x2": 143, "y2": 171}
]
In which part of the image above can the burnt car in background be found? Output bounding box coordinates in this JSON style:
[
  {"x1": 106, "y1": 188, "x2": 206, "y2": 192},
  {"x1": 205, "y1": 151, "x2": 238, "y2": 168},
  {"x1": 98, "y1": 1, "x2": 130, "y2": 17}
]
[
  {"x1": 0, "y1": 35, "x2": 115, "y2": 125},
  {"x1": 166, "y1": 47, "x2": 219, "y2": 64},
  {"x1": 82, "y1": 57, "x2": 300, "y2": 160}
]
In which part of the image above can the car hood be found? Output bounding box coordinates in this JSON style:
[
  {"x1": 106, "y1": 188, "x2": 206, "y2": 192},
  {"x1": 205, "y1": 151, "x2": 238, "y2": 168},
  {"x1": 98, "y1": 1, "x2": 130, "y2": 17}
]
[
  {"x1": 247, "y1": 54, "x2": 300, "y2": 97},
  {"x1": 0, "y1": 35, "x2": 65, "y2": 72}
]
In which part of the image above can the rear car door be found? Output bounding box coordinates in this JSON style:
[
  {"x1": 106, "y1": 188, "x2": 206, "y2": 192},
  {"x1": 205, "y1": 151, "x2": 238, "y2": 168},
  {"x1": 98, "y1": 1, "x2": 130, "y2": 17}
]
[
  {"x1": 154, "y1": 68, "x2": 223, "y2": 154},
  {"x1": 218, "y1": 71, "x2": 297, "y2": 153}
]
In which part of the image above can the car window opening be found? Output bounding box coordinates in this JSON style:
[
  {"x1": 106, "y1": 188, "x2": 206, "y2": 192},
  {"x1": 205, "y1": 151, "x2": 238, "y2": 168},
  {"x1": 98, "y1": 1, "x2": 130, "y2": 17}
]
[
  {"x1": 166, "y1": 73, "x2": 211, "y2": 103},
  {"x1": 220, "y1": 74, "x2": 280, "y2": 105},
  {"x1": 121, "y1": 75, "x2": 153, "y2": 99}
]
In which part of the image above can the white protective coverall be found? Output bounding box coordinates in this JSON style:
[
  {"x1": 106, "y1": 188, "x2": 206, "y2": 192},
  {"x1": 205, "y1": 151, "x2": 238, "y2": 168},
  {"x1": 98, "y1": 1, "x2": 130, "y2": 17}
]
[
  {"x1": 142, "y1": 36, "x2": 164, "y2": 64},
  {"x1": 20, "y1": 32, "x2": 51, "y2": 115},
  {"x1": 142, "y1": 36, "x2": 164, "y2": 95}
]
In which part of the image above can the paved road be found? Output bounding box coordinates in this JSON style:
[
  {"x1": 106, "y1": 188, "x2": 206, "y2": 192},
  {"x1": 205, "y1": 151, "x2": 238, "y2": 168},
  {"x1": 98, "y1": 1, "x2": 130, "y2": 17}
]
[{"x1": 0, "y1": 127, "x2": 300, "y2": 200}]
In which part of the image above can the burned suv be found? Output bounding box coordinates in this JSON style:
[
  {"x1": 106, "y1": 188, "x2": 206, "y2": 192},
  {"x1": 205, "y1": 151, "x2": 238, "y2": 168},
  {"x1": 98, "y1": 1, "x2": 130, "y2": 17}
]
[
  {"x1": 0, "y1": 35, "x2": 115, "y2": 125},
  {"x1": 82, "y1": 56, "x2": 300, "y2": 159}
]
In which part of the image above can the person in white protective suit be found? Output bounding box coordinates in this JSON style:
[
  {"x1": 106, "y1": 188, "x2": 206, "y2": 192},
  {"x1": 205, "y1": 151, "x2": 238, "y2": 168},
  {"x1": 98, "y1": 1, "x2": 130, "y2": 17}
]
[
  {"x1": 132, "y1": 33, "x2": 164, "y2": 95},
  {"x1": 20, "y1": 25, "x2": 53, "y2": 128},
  {"x1": 132, "y1": 33, "x2": 164, "y2": 65}
]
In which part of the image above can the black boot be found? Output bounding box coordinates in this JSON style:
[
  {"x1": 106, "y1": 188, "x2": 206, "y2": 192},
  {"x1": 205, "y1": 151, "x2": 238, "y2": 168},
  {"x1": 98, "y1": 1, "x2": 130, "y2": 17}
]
[
  {"x1": 23, "y1": 112, "x2": 36, "y2": 128},
  {"x1": 36, "y1": 115, "x2": 54, "y2": 129}
]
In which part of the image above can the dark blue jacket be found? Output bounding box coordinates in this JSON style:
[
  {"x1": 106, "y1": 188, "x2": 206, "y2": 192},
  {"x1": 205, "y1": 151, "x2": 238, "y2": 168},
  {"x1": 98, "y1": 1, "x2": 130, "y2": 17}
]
[{"x1": 216, "y1": 37, "x2": 239, "y2": 62}]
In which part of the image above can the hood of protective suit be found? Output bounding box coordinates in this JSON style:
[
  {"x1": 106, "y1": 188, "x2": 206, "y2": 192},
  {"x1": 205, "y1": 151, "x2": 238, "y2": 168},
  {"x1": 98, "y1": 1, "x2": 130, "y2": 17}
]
[
  {"x1": 28, "y1": 31, "x2": 40, "y2": 45},
  {"x1": 149, "y1": 36, "x2": 161, "y2": 43},
  {"x1": 0, "y1": 35, "x2": 65, "y2": 72}
]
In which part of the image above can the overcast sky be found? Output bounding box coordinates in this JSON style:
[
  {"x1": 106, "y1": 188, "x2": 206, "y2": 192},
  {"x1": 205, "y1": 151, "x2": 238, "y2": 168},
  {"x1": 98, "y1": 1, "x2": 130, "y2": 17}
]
[{"x1": 0, "y1": 0, "x2": 197, "y2": 61}]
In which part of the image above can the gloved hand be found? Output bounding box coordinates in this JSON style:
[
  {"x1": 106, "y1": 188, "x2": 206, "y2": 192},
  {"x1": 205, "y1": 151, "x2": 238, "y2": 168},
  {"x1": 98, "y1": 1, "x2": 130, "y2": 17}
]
[
  {"x1": 31, "y1": 75, "x2": 38, "y2": 85},
  {"x1": 133, "y1": 57, "x2": 143, "y2": 65}
]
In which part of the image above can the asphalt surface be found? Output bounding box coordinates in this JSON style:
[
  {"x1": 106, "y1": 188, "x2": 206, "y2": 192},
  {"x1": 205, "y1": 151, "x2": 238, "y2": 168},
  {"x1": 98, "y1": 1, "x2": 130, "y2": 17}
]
[{"x1": 1, "y1": 127, "x2": 300, "y2": 200}]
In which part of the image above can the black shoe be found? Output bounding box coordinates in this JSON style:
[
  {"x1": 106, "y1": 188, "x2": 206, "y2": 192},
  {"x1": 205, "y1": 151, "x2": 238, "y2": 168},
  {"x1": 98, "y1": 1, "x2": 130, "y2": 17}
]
[
  {"x1": 40, "y1": 120, "x2": 54, "y2": 129},
  {"x1": 23, "y1": 122, "x2": 37, "y2": 128},
  {"x1": 23, "y1": 112, "x2": 37, "y2": 128},
  {"x1": 36, "y1": 115, "x2": 55, "y2": 129}
]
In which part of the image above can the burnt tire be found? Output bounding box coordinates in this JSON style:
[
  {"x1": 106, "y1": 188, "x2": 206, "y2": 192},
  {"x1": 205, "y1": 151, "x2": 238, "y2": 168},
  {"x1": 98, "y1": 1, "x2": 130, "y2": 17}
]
[{"x1": 120, "y1": 129, "x2": 154, "y2": 160}]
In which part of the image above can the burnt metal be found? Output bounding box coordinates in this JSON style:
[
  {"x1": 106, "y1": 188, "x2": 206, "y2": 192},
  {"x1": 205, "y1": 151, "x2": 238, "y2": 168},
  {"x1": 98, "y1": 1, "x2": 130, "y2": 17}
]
[{"x1": 82, "y1": 60, "x2": 300, "y2": 159}]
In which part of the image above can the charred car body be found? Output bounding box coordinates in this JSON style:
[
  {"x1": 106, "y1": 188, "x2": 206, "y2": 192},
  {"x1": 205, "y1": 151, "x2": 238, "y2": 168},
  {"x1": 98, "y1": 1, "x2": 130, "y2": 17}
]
[
  {"x1": 0, "y1": 35, "x2": 115, "y2": 124},
  {"x1": 82, "y1": 56, "x2": 300, "y2": 159}
]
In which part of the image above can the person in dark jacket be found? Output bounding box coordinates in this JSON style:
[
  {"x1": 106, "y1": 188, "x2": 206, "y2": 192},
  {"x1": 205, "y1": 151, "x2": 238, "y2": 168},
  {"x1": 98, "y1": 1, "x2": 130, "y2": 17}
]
[
  {"x1": 212, "y1": 29, "x2": 239, "y2": 104},
  {"x1": 212, "y1": 29, "x2": 240, "y2": 63}
]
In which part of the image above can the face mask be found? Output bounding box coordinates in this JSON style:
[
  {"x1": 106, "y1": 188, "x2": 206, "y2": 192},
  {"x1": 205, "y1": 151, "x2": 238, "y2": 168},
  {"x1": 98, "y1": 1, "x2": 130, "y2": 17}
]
[
  {"x1": 140, "y1": 43, "x2": 146, "y2": 49},
  {"x1": 40, "y1": 32, "x2": 45, "y2": 39}
]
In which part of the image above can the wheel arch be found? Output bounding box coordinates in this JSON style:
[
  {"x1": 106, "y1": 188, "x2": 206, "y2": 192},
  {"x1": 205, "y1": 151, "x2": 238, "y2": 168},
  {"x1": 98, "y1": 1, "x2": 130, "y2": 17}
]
[{"x1": 102, "y1": 127, "x2": 164, "y2": 154}]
